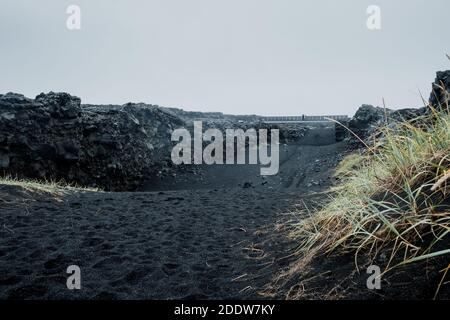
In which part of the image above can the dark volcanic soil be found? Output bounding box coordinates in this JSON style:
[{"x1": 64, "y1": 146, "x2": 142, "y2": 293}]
[{"x1": 0, "y1": 128, "x2": 348, "y2": 299}]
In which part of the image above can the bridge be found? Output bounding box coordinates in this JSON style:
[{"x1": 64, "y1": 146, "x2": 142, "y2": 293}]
[
  {"x1": 261, "y1": 115, "x2": 350, "y2": 124},
  {"x1": 260, "y1": 115, "x2": 351, "y2": 142}
]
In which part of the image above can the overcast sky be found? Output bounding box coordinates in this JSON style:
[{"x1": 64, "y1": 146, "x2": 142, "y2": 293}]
[{"x1": 1, "y1": 0, "x2": 449, "y2": 115}]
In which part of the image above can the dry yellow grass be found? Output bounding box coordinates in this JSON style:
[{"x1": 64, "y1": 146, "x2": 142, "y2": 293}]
[
  {"x1": 0, "y1": 176, "x2": 100, "y2": 197},
  {"x1": 286, "y1": 106, "x2": 450, "y2": 294}
]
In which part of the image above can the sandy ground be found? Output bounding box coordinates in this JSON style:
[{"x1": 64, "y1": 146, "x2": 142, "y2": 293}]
[{"x1": 0, "y1": 129, "x2": 348, "y2": 299}]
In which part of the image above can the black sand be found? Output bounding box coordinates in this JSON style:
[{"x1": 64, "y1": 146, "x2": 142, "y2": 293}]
[{"x1": 0, "y1": 129, "x2": 347, "y2": 299}]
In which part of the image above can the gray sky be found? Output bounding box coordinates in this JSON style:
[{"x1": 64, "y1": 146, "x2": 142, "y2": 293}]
[{"x1": 1, "y1": 0, "x2": 449, "y2": 115}]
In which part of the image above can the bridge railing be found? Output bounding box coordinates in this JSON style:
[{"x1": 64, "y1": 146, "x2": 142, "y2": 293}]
[{"x1": 261, "y1": 115, "x2": 349, "y2": 122}]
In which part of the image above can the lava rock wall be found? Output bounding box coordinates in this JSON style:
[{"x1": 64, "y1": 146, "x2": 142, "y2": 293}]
[{"x1": 0, "y1": 92, "x2": 184, "y2": 191}]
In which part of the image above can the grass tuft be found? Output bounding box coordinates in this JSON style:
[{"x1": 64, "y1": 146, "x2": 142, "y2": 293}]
[
  {"x1": 0, "y1": 175, "x2": 100, "y2": 197},
  {"x1": 286, "y1": 105, "x2": 450, "y2": 296}
]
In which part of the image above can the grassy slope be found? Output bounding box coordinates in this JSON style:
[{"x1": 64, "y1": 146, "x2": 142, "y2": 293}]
[{"x1": 276, "y1": 108, "x2": 450, "y2": 299}]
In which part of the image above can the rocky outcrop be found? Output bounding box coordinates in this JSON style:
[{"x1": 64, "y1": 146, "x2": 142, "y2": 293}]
[
  {"x1": 0, "y1": 91, "x2": 311, "y2": 190},
  {"x1": 0, "y1": 92, "x2": 84, "y2": 183},
  {"x1": 347, "y1": 105, "x2": 428, "y2": 146},
  {"x1": 390, "y1": 107, "x2": 427, "y2": 122},
  {"x1": 429, "y1": 70, "x2": 450, "y2": 111},
  {"x1": 347, "y1": 70, "x2": 450, "y2": 145},
  {"x1": 0, "y1": 92, "x2": 184, "y2": 191},
  {"x1": 348, "y1": 104, "x2": 389, "y2": 142}
]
